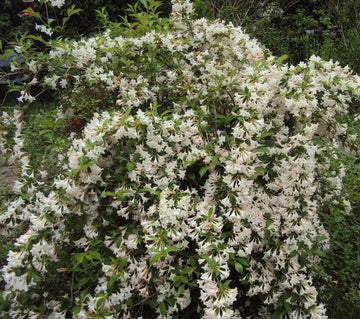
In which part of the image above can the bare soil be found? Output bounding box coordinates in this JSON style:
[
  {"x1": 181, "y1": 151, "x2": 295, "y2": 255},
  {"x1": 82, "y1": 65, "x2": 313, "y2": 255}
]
[{"x1": 0, "y1": 162, "x2": 17, "y2": 190}]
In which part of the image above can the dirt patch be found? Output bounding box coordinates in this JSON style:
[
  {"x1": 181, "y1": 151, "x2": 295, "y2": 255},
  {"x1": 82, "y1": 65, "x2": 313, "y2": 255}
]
[{"x1": 0, "y1": 162, "x2": 18, "y2": 190}]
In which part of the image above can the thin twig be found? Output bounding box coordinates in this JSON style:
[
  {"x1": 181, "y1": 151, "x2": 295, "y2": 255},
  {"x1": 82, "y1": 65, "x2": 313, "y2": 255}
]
[
  {"x1": 34, "y1": 89, "x2": 47, "y2": 100},
  {"x1": 226, "y1": 90, "x2": 236, "y2": 108},
  {"x1": 45, "y1": 3, "x2": 50, "y2": 21},
  {"x1": 1, "y1": 90, "x2": 9, "y2": 107},
  {"x1": 128, "y1": 292, "x2": 158, "y2": 309},
  {"x1": 70, "y1": 270, "x2": 75, "y2": 302}
]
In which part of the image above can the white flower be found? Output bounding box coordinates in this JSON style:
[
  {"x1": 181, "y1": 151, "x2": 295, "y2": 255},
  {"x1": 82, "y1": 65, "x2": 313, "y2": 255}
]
[
  {"x1": 44, "y1": 0, "x2": 66, "y2": 8},
  {"x1": 309, "y1": 304, "x2": 327, "y2": 319},
  {"x1": 35, "y1": 24, "x2": 53, "y2": 36},
  {"x1": 28, "y1": 60, "x2": 39, "y2": 73},
  {"x1": 30, "y1": 240, "x2": 56, "y2": 259},
  {"x1": 124, "y1": 234, "x2": 138, "y2": 249},
  {"x1": 171, "y1": 0, "x2": 194, "y2": 16},
  {"x1": 59, "y1": 78, "x2": 67, "y2": 88},
  {"x1": 17, "y1": 90, "x2": 36, "y2": 103}
]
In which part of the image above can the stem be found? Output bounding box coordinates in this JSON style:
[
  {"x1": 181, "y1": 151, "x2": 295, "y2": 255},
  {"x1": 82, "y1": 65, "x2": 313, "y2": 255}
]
[
  {"x1": 128, "y1": 292, "x2": 158, "y2": 309},
  {"x1": 1, "y1": 90, "x2": 9, "y2": 107},
  {"x1": 70, "y1": 270, "x2": 75, "y2": 302},
  {"x1": 34, "y1": 89, "x2": 47, "y2": 100},
  {"x1": 226, "y1": 90, "x2": 236, "y2": 108},
  {"x1": 45, "y1": 3, "x2": 49, "y2": 21}
]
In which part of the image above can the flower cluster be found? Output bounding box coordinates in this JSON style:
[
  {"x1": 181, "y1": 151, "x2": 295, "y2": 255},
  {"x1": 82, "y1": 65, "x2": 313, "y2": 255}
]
[
  {"x1": 35, "y1": 23, "x2": 53, "y2": 36},
  {"x1": 42, "y1": 0, "x2": 66, "y2": 8},
  {"x1": 1, "y1": 1, "x2": 360, "y2": 318}
]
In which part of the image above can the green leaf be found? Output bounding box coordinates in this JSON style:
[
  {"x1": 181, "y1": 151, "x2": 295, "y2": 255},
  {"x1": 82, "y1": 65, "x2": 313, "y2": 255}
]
[
  {"x1": 181, "y1": 267, "x2": 193, "y2": 275},
  {"x1": 27, "y1": 269, "x2": 42, "y2": 282},
  {"x1": 72, "y1": 305, "x2": 81, "y2": 314},
  {"x1": 23, "y1": 8, "x2": 41, "y2": 19},
  {"x1": 25, "y1": 34, "x2": 48, "y2": 45},
  {"x1": 96, "y1": 296, "x2": 106, "y2": 308},
  {"x1": 316, "y1": 235, "x2": 328, "y2": 242},
  {"x1": 167, "y1": 297, "x2": 176, "y2": 307},
  {"x1": 126, "y1": 162, "x2": 135, "y2": 172},
  {"x1": 284, "y1": 301, "x2": 291, "y2": 312},
  {"x1": 174, "y1": 275, "x2": 188, "y2": 284},
  {"x1": 43, "y1": 206, "x2": 52, "y2": 213},
  {"x1": 252, "y1": 166, "x2": 266, "y2": 180},
  {"x1": 177, "y1": 284, "x2": 185, "y2": 296},
  {"x1": 277, "y1": 54, "x2": 288, "y2": 65},
  {"x1": 165, "y1": 246, "x2": 180, "y2": 254},
  {"x1": 146, "y1": 248, "x2": 159, "y2": 254},
  {"x1": 272, "y1": 309, "x2": 282, "y2": 319},
  {"x1": 88, "y1": 250, "x2": 101, "y2": 261},
  {"x1": 77, "y1": 277, "x2": 91, "y2": 288},
  {"x1": 161, "y1": 110, "x2": 172, "y2": 118},
  {"x1": 115, "y1": 189, "x2": 133, "y2": 198},
  {"x1": 138, "y1": 188, "x2": 158, "y2": 194},
  {"x1": 237, "y1": 257, "x2": 250, "y2": 267},
  {"x1": 312, "y1": 249, "x2": 326, "y2": 257},
  {"x1": 115, "y1": 236, "x2": 122, "y2": 247},
  {"x1": 223, "y1": 279, "x2": 232, "y2": 288},
  {"x1": 149, "y1": 254, "x2": 162, "y2": 266},
  {"x1": 78, "y1": 157, "x2": 96, "y2": 170},
  {"x1": 101, "y1": 191, "x2": 115, "y2": 198},
  {"x1": 266, "y1": 219, "x2": 273, "y2": 228},
  {"x1": 75, "y1": 253, "x2": 84, "y2": 265},
  {"x1": 235, "y1": 262, "x2": 243, "y2": 273},
  {"x1": 190, "y1": 256, "x2": 197, "y2": 267},
  {"x1": 202, "y1": 255, "x2": 217, "y2": 268},
  {"x1": 258, "y1": 131, "x2": 275, "y2": 140},
  {"x1": 107, "y1": 275, "x2": 118, "y2": 292},
  {"x1": 159, "y1": 301, "x2": 167, "y2": 316},
  {"x1": 210, "y1": 155, "x2": 220, "y2": 168},
  {"x1": 256, "y1": 146, "x2": 270, "y2": 153},
  {"x1": 199, "y1": 166, "x2": 209, "y2": 178},
  {"x1": 79, "y1": 288, "x2": 89, "y2": 302},
  {"x1": 230, "y1": 195, "x2": 236, "y2": 206}
]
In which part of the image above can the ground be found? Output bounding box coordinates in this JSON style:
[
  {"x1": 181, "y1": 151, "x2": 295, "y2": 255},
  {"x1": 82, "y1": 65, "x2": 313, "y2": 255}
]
[{"x1": 0, "y1": 161, "x2": 17, "y2": 190}]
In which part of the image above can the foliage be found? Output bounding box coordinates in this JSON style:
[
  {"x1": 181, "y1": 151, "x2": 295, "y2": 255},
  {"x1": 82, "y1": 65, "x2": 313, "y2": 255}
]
[
  {"x1": 0, "y1": 0, "x2": 172, "y2": 50},
  {"x1": 1, "y1": 0, "x2": 360, "y2": 318},
  {"x1": 0, "y1": 0, "x2": 35, "y2": 49},
  {"x1": 315, "y1": 151, "x2": 360, "y2": 319},
  {"x1": 193, "y1": 0, "x2": 360, "y2": 74}
]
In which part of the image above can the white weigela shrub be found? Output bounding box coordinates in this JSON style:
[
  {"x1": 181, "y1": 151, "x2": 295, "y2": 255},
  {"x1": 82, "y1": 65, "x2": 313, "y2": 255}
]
[{"x1": 1, "y1": 0, "x2": 360, "y2": 318}]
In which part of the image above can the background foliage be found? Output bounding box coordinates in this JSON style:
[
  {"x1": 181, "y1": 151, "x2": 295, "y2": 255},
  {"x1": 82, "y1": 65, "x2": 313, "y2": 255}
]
[
  {"x1": 0, "y1": 0, "x2": 172, "y2": 47},
  {"x1": 194, "y1": 0, "x2": 360, "y2": 73}
]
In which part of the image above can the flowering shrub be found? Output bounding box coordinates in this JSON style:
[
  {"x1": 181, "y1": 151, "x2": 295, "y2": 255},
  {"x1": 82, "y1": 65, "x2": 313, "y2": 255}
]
[{"x1": 1, "y1": 0, "x2": 360, "y2": 318}]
